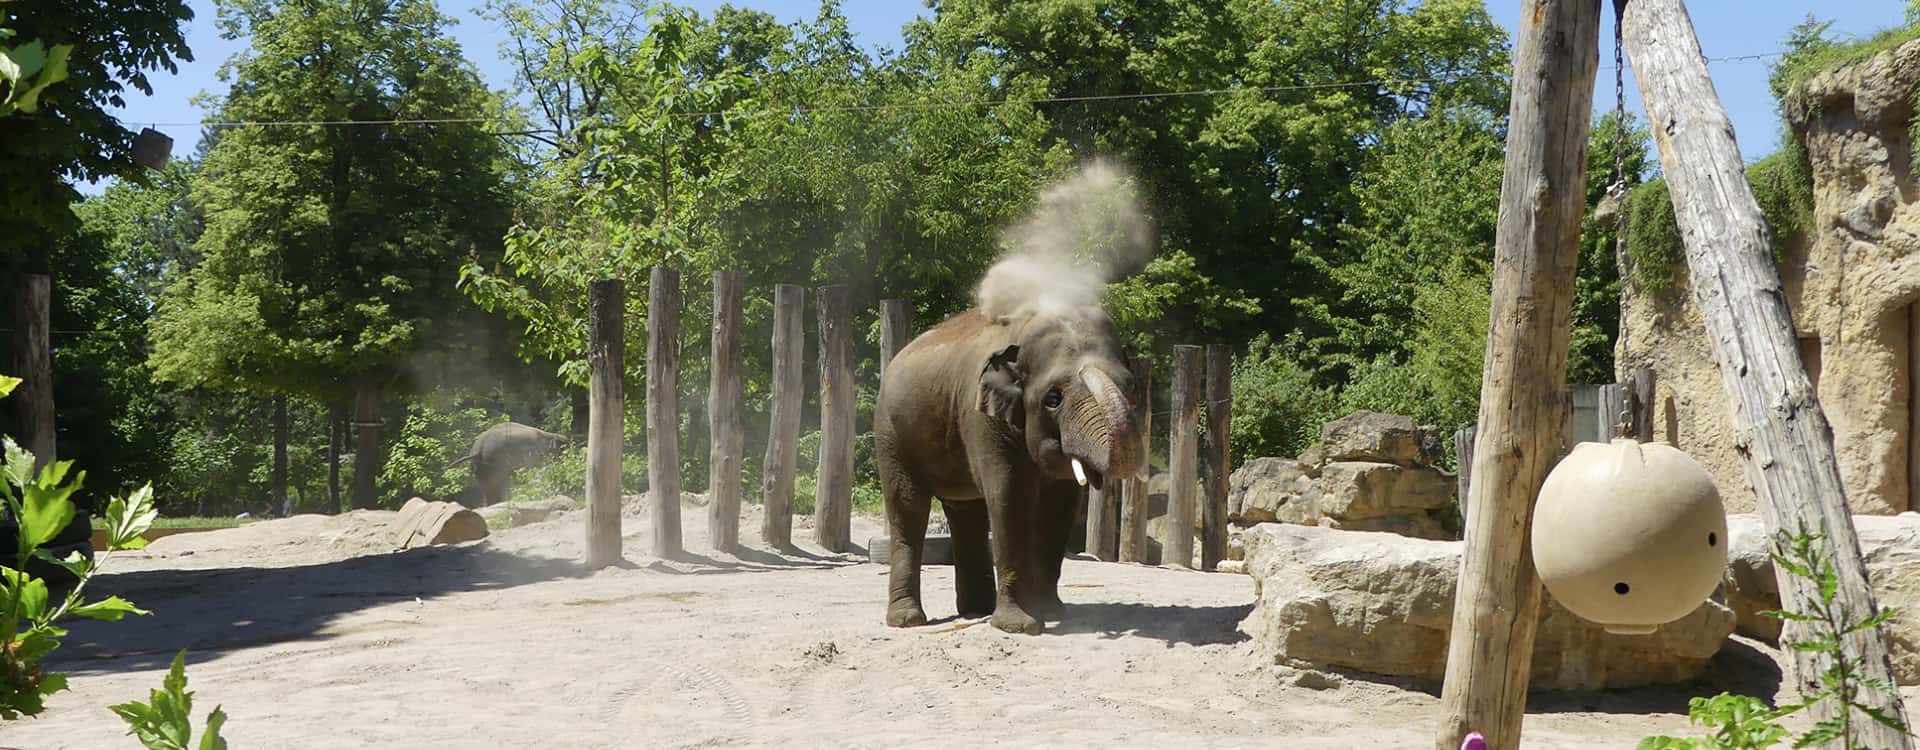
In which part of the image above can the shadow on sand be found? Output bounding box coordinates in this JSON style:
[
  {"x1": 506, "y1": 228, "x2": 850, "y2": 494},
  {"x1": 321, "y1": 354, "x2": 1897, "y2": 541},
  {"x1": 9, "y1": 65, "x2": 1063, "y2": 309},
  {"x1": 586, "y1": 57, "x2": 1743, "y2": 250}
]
[
  {"x1": 1049, "y1": 601, "x2": 1255, "y2": 646},
  {"x1": 51, "y1": 536, "x2": 861, "y2": 676}
]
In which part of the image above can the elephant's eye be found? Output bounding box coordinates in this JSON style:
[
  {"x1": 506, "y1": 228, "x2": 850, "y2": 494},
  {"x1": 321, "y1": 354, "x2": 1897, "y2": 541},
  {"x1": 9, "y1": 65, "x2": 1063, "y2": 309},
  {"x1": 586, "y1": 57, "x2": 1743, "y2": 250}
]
[{"x1": 1043, "y1": 388, "x2": 1064, "y2": 409}]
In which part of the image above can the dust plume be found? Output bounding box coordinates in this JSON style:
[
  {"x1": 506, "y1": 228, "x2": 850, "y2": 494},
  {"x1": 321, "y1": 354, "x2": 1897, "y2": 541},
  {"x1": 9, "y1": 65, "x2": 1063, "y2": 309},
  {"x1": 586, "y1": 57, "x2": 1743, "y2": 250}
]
[{"x1": 975, "y1": 157, "x2": 1154, "y2": 318}]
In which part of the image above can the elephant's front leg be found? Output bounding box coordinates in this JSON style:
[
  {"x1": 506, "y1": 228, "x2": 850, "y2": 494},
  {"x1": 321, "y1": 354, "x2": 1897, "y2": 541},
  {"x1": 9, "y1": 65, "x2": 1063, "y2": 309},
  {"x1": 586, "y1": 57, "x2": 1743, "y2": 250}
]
[
  {"x1": 1025, "y1": 481, "x2": 1080, "y2": 620},
  {"x1": 983, "y1": 478, "x2": 1043, "y2": 635}
]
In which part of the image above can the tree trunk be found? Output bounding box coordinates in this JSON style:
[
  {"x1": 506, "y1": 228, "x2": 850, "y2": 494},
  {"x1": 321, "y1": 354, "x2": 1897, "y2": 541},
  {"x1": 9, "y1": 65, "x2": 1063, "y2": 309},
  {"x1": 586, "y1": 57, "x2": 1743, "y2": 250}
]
[
  {"x1": 1622, "y1": 0, "x2": 1912, "y2": 743},
  {"x1": 273, "y1": 394, "x2": 289, "y2": 516},
  {"x1": 1166, "y1": 345, "x2": 1202, "y2": 570},
  {"x1": 328, "y1": 400, "x2": 344, "y2": 515},
  {"x1": 10, "y1": 273, "x2": 53, "y2": 471},
  {"x1": 586, "y1": 278, "x2": 625, "y2": 569},
  {"x1": 1119, "y1": 357, "x2": 1153, "y2": 563},
  {"x1": 648, "y1": 267, "x2": 683, "y2": 560},
  {"x1": 708, "y1": 271, "x2": 744, "y2": 554},
  {"x1": 814, "y1": 284, "x2": 854, "y2": 553},
  {"x1": 1434, "y1": 0, "x2": 1600, "y2": 747},
  {"x1": 761, "y1": 284, "x2": 806, "y2": 548},
  {"x1": 350, "y1": 383, "x2": 385, "y2": 510},
  {"x1": 879, "y1": 298, "x2": 912, "y2": 376},
  {"x1": 1201, "y1": 344, "x2": 1231, "y2": 571}
]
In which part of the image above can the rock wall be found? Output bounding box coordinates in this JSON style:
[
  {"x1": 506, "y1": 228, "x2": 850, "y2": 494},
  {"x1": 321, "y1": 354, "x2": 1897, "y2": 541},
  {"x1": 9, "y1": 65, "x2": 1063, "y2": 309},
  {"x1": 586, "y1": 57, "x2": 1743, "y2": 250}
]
[
  {"x1": 1618, "y1": 38, "x2": 1920, "y2": 515},
  {"x1": 1226, "y1": 411, "x2": 1458, "y2": 552}
]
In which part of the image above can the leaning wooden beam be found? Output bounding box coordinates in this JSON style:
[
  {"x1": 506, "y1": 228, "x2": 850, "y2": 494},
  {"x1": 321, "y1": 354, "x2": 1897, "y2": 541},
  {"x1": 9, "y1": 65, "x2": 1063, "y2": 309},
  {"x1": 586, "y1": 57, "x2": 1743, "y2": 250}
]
[
  {"x1": 648, "y1": 266, "x2": 683, "y2": 559},
  {"x1": 1621, "y1": 0, "x2": 1912, "y2": 742},
  {"x1": 585, "y1": 278, "x2": 625, "y2": 569},
  {"x1": 1433, "y1": 0, "x2": 1600, "y2": 747}
]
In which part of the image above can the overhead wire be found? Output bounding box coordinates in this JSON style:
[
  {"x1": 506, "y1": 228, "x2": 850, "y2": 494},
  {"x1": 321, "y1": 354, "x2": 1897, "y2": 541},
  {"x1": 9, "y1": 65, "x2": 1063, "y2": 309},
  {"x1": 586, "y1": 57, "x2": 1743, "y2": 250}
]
[{"x1": 136, "y1": 50, "x2": 1788, "y2": 132}]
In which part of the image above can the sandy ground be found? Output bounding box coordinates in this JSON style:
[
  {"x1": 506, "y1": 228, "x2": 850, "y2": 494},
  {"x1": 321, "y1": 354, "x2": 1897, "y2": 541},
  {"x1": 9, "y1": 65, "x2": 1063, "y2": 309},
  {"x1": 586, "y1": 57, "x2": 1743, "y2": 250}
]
[{"x1": 1, "y1": 495, "x2": 1882, "y2": 749}]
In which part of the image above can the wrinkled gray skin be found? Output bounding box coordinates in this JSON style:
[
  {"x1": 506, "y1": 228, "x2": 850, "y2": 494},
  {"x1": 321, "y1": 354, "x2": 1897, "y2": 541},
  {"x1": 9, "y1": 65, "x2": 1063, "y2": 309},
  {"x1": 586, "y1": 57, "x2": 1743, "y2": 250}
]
[
  {"x1": 448, "y1": 422, "x2": 571, "y2": 506},
  {"x1": 875, "y1": 304, "x2": 1145, "y2": 635}
]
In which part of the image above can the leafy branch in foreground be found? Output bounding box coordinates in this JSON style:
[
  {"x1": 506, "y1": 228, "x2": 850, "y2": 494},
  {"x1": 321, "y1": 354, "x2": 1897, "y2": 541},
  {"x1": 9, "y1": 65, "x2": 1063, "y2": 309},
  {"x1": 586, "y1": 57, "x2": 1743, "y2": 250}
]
[
  {"x1": 110, "y1": 649, "x2": 227, "y2": 750},
  {"x1": 1638, "y1": 525, "x2": 1912, "y2": 750}
]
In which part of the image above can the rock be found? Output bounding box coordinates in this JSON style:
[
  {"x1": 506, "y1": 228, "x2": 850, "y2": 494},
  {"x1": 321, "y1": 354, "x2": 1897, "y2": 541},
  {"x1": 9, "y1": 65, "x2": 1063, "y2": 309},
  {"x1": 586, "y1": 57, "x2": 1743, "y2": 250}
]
[
  {"x1": 1228, "y1": 457, "x2": 1313, "y2": 525},
  {"x1": 1722, "y1": 511, "x2": 1920, "y2": 684},
  {"x1": 1318, "y1": 411, "x2": 1433, "y2": 466},
  {"x1": 1312, "y1": 461, "x2": 1453, "y2": 519},
  {"x1": 1227, "y1": 455, "x2": 1456, "y2": 541},
  {"x1": 476, "y1": 495, "x2": 579, "y2": 529},
  {"x1": 391, "y1": 497, "x2": 490, "y2": 549},
  {"x1": 866, "y1": 535, "x2": 957, "y2": 566},
  {"x1": 1241, "y1": 523, "x2": 1733, "y2": 690}
]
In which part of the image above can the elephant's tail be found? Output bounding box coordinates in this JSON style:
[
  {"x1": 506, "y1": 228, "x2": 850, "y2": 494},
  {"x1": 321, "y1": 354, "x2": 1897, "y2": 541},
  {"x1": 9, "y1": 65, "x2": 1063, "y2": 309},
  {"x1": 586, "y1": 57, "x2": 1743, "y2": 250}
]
[{"x1": 446, "y1": 453, "x2": 476, "y2": 470}]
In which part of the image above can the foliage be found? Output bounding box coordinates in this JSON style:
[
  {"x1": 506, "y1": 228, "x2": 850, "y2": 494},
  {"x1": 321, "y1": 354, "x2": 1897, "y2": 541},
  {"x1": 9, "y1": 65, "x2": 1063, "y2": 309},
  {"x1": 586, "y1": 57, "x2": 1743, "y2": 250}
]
[
  {"x1": 1104, "y1": 250, "x2": 1263, "y2": 358},
  {"x1": 1228, "y1": 333, "x2": 1341, "y2": 463},
  {"x1": 1404, "y1": 265, "x2": 1492, "y2": 431},
  {"x1": 1769, "y1": 13, "x2": 1918, "y2": 106},
  {"x1": 516, "y1": 446, "x2": 647, "y2": 502},
  {"x1": 1639, "y1": 526, "x2": 1913, "y2": 749},
  {"x1": 380, "y1": 402, "x2": 502, "y2": 504},
  {"x1": 0, "y1": 0, "x2": 193, "y2": 272},
  {"x1": 1, "y1": 371, "x2": 159, "y2": 718},
  {"x1": 1624, "y1": 147, "x2": 1812, "y2": 293},
  {"x1": 110, "y1": 649, "x2": 228, "y2": 750},
  {"x1": 0, "y1": 29, "x2": 71, "y2": 116}
]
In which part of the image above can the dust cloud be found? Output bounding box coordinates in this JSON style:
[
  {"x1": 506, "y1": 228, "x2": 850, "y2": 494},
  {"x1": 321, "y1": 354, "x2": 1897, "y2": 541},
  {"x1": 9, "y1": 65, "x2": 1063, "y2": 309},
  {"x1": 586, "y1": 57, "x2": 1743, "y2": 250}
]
[{"x1": 974, "y1": 157, "x2": 1154, "y2": 318}]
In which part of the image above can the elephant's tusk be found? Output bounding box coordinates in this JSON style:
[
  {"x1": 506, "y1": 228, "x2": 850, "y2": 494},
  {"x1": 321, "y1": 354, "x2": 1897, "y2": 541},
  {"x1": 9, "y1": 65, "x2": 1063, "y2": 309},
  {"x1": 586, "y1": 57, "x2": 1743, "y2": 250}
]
[{"x1": 1071, "y1": 458, "x2": 1088, "y2": 486}]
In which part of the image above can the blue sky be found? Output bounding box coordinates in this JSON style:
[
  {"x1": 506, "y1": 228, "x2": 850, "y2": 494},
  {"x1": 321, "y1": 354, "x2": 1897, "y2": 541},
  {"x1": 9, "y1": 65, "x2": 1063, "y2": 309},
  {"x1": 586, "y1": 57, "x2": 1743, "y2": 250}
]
[{"x1": 92, "y1": 1, "x2": 1905, "y2": 193}]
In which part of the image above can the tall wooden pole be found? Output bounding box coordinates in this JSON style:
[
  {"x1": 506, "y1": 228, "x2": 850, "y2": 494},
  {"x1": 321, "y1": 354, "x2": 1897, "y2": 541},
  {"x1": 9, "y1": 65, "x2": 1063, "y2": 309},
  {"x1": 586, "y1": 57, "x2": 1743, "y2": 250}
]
[
  {"x1": 815, "y1": 284, "x2": 854, "y2": 553},
  {"x1": 761, "y1": 284, "x2": 805, "y2": 548},
  {"x1": 648, "y1": 267, "x2": 683, "y2": 559},
  {"x1": 708, "y1": 271, "x2": 744, "y2": 554},
  {"x1": 10, "y1": 273, "x2": 53, "y2": 472},
  {"x1": 272, "y1": 394, "x2": 289, "y2": 515},
  {"x1": 1201, "y1": 344, "x2": 1232, "y2": 571},
  {"x1": 1118, "y1": 357, "x2": 1153, "y2": 563},
  {"x1": 585, "y1": 278, "x2": 625, "y2": 569},
  {"x1": 879, "y1": 298, "x2": 912, "y2": 375},
  {"x1": 1434, "y1": 1, "x2": 1599, "y2": 747},
  {"x1": 1622, "y1": 0, "x2": 1911, "y2": 741},
  {"x1": 1166, "y1": 345, "x2": 1202, "y2": 570}
]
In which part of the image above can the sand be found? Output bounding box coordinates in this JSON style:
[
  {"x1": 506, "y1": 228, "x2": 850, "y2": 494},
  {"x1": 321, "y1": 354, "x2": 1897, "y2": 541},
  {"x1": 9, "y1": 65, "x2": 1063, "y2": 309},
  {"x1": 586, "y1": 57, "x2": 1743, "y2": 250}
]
[{"x1": 0, "y1": 495, "x2": 1886, "y2": 749}]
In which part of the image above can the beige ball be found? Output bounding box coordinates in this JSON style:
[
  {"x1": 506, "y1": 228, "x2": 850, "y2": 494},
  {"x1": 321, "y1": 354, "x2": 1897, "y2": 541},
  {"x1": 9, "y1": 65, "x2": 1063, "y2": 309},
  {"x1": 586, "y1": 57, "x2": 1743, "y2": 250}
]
[{"x1": 1531, "y1": 438, "x2": 1728, "y2": 635}]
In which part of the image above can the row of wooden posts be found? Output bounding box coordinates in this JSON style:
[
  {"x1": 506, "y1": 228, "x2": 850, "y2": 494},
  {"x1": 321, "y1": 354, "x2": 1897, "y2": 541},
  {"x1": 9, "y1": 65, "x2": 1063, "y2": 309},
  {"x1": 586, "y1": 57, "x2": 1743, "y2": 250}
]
[{"x1": 577, "y1": 266, "x2": 1237, "y2": 573}]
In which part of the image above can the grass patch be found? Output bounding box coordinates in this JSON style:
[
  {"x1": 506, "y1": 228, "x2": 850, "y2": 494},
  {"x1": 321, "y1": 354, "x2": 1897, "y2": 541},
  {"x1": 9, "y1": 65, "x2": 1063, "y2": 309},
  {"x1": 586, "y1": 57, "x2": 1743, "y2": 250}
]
[
  {"x1": 91, "y1": 515, "x2": 257, "y2": 530},
  {"x1": 1773, "y1": 24, "x2": 1920, "y2": 101}
]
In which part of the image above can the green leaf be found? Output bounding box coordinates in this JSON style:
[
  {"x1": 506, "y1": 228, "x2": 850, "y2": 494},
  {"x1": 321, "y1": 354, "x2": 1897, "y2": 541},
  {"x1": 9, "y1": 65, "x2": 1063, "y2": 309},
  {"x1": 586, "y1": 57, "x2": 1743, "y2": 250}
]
[
  {"x1": 18, "y1": 469, "x2": 78, "y2": 550},
  {"x1": 1758, "y1": 609, "x2": 1822, "y2": 623},
  {"x1": 69, "y1": 595, "x2": 150, "y2": 622},
  {"x1": 106, "y1": 484, "x2": 159, "y2": 551},
  {"x1": 0, "y1": 375, "x2": 19, "y2": 398},
  {"x1": 0, "y1": 40, "x2": 48, "y2": 82},
  {"x1": 1789, "y1": 639, "x2": 1839, "y2": 654},
  {"x1": 31, "y1": 548, "x2": 91, "y2": 580},
  {"x1": 199, "y1": 704, "x2": 229, "y2": 750},
  {"x1": 3, "y1": 437, "x2": 33, "y2": 488},
  {"x1": 1, "y1": 566, "x2": 50, "y2": 620}
]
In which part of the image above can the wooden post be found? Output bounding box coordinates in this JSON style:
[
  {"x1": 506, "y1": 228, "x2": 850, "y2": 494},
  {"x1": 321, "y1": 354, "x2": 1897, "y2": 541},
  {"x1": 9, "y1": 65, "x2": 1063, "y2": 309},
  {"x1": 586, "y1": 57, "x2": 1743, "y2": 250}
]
[
  {"x1": 327, "y1": 401, "x2": 344, "y2": 514},
  {"x1": 10, "y1": 273, "x2": 53, "y2": 471},
  {"x1": 708, "y1": 271, "x2": 744, "y2": 554},
  {"x1": 1630, "y1": 366, "x2": 1656, "y2": 443},
  {"x1": 1452, "y1": 425, "x2": 1475, "y2": 526},
  {"x1": 647, "y1": 267, "x2": 683, "y2": 559},
  {"x1": 349, "y1": 383, "x2": 385, "y2": 510},
  {"x1": 1166, "y1": 345, "x2": 1202, "y2": 570},
  {"x1": 815, "y1": 284, "x2": 854, "y2": 553},
  {"x1": 1201, "y1": 344, "x2": 1231, "y2": 571},
  {"x1": 585, "y1": 278, "x2": 625, "y2": 569},
  {"x1": 879, "y1": 298, "x2": 912, "y2": 375},
  {"x1": 1118, "y1": 357, "x2": 1153, "y2": 563},
  {"x1": 1434, "y1": 0, "x2": 1599, "y2": 746},
  {"x1": 761, "y1": 284, "x2": 805, "y2": 547},
  {"x1": 272, "y1": 395, "x2": 289, "y2": 516},
  {"x1": 1085, "y1": 484, "x2": 1117, "y2": 562},
  {"x1": 1622, "y1": 0, "x2": 1912, "y2": 741}
]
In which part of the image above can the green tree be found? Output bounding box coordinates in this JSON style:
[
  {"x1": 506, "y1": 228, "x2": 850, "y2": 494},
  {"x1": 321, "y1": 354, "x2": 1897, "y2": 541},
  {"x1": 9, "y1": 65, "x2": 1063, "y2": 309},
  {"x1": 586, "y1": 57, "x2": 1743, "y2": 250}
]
[{"x1": 150, "y1": 0, "x2": 519, "y2": 510}]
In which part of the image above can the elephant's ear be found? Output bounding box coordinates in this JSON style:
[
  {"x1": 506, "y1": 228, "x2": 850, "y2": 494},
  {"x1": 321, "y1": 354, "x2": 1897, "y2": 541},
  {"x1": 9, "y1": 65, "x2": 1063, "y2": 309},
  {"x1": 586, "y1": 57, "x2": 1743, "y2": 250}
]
[{"x1": 976, "y1": 344, "x2": 1025, "y2": 426}]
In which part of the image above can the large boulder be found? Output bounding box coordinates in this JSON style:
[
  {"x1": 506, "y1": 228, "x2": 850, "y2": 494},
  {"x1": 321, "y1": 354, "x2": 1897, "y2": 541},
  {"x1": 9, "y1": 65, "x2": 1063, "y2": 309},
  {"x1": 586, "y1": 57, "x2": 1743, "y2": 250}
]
[
  {"x1": 391, "y1": 497, "x2": 490, "y2": 549},
  {"x1": 1227, "y1": 421, "x2": 1458, "y2": 543},
  {"x1": 1228, "y1": 457, "x2": 1313, "y2": 526},
  {"x1": 1723, "y1": 511, "x2": 1920, "y2": 684},
  {"x1": 1241, "y1": 523, "x2": 1733, "y2": 690},
  {"x1": 1318, "y1": 411, "x2": 1444, "y2": 467}
]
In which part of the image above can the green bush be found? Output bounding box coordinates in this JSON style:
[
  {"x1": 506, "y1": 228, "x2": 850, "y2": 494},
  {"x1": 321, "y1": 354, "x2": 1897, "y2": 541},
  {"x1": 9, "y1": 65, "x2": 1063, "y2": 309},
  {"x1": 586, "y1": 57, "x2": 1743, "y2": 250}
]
[
  {"x1": 1625, "y1": 146, "x2": 1813, "y2": 292},
  {"x1": 1229, "y1": 333, "x2": 1341, "y2": 463},
  {"x1": 379, "y1": 402, "x2": 500, "y2": 503},
  {"x1": 516, "y1": 446, "x2": 646, "y2": 502}
]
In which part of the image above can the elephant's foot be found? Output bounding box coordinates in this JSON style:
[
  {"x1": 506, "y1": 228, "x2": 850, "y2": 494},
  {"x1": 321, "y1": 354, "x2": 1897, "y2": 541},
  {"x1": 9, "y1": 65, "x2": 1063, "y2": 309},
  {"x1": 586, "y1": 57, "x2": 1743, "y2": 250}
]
[
  {"x1": 990, "y1": 602, "x2": 1042, "y2": 635},
  {"x1": 886, "y1": 599, "x2": 928, "y2": 628},
  {"x1": 956, "y1": 589, "x2": 996, "y2": 619},
  {"x1": 1027, "y1": 591, "x2": 1066, "y2": 621}
]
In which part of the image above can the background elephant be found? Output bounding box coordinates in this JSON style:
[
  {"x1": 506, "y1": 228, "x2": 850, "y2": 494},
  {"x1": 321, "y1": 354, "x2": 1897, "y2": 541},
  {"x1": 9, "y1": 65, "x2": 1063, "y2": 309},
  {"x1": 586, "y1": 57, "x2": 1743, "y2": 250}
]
[
  {"x1": 875, "y1": 303, "x2": 1145, "y2": 635},
  {"x1": 447, "y1": 422, "x2": 571, "y2": 506}
]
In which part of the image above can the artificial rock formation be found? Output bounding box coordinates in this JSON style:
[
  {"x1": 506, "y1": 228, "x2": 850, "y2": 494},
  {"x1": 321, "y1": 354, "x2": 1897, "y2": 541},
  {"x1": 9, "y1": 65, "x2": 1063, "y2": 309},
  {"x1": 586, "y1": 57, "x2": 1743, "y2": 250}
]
[
  {"x1": 1226, "y1": 411, "x2": 1457, "y2": 549},
  {"x1": 391, "y1": 497, "x2": 490, "y2": 549},
  {"x1": 1617, "y1": 38, "x2": 1920, "y2": 515},
  {"x1": 1723, "y1": 511, "x2": 1920, "y2": 684},
  {"x1": 1240, "y1": 523, "x2": 1734, "y2": 690}
]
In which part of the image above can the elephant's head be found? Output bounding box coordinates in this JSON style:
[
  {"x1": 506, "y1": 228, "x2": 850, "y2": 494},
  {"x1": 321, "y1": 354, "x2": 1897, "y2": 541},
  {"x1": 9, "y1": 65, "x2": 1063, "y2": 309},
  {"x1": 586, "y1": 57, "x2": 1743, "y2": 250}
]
[{"x1": 975, "y1": 304, "x2": 1145, "y2": 490}]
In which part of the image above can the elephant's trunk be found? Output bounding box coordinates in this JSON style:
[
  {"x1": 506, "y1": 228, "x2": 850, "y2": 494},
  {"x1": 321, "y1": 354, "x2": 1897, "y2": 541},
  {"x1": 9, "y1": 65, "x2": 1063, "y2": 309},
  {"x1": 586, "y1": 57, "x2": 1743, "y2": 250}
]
[{"x1": 1061, "y1": 366, "x2": 1143, "y2": 488}]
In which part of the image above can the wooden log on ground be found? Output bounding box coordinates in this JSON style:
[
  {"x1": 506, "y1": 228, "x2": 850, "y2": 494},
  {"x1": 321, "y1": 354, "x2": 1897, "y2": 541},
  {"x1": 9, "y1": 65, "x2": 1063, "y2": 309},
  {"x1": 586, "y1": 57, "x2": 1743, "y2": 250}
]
[
  {"x1": 585, "y1": 278, "x2": 625, "y2": 569},
  {"x1": 1201, "y1": 344, "x2": 1231, "y2": 571},
  {"x1": 761, "y1": 284, "x2": 805, "y2": 548},
  {"x1": 1119, "y1": 357, "x2": 1153, "y2": 563},
  {"x1": 10, "y1": 273, "x2": 53, "y2": 471},
  {"x1": 708, "y1": 271, "x2": 744, "y2": 554},
  {"x1": 648, "y1": 267, "x2": 683, "y2": 559},
  {"x1": 1433, "y1": 0, "x2": 1600, "y2": 746},
  {"x1": 814, "y1": 284, "x2": 854, "y2": 553},
  {"x1": 1167, "y1": 345, "x2": 1202, "y2": 570},
  {"x1": 879, "y1": 298, "x2": 912, "y2": 375},
  {"x1": 1622, "y1": 0, "x2": 1911, "y2": 741}
]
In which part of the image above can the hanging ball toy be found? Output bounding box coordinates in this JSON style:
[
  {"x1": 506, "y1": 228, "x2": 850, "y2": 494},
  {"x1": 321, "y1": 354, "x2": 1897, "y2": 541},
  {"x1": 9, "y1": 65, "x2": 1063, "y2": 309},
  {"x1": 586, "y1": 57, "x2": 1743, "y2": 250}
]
[{"x1": 1531, "y1": 438, "x2": 1728, "y2": 635}]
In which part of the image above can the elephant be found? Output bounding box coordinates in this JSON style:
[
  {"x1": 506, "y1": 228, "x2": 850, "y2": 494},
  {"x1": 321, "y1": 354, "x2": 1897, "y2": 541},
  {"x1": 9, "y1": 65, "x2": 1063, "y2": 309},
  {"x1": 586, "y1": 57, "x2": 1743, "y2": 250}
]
[
  {"x1": 447, "y1": 422, "x2": 572, "y2": 506},
  {"x1": 874, "y1": 302, "x2": 1146, "y2": 635}
]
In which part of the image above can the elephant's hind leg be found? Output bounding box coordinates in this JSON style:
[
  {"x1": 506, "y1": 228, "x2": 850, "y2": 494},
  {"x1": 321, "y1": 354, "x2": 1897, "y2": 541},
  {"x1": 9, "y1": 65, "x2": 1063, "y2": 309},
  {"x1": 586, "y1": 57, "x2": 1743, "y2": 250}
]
[
  {"x1": 942, "y1": 499, "x2": 995, "y2": 618},
  {"x1": 879, "y1": 434, "x2": 932, "y2": 628}
]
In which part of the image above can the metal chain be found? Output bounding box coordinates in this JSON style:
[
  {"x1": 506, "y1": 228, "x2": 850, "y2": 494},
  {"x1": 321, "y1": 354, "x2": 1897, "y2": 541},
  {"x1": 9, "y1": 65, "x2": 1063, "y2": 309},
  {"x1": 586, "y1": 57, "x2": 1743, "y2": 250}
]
[{"x1": 1611, "y1": 0, "x2": 1629, "y2": 197}]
